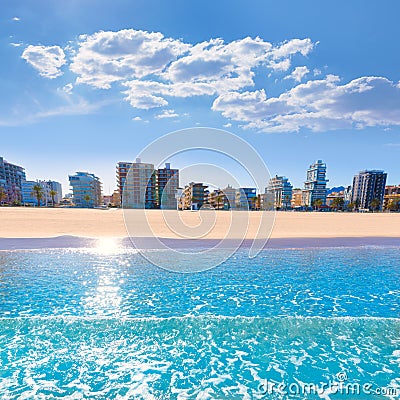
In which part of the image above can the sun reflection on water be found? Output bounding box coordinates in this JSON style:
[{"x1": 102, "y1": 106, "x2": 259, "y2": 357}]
[{"x1": 94, "y1": 238, "x2": 123, "y2": 255}]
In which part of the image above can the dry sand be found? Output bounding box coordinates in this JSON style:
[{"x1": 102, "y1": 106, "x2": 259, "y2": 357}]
[{"x1": 0, "y1": 207, "x2": 399, "y2": 239}]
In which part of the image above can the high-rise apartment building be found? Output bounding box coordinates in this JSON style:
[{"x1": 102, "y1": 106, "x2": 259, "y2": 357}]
[
  {"x1": 179, "y1": 182, "x2": 209, "y2": 210},
  {"x1": 302, "y1": 160, "x2": 329, "y2": 207},
  {"x1": 384, "y1": 185, "x2": 400, "y2": 210},
  {"x1": 0, "y1": 156, "x2": 26, "y2": 204},
  {"x1": 222, "y1": 185, "x2": 237, "y2": 209},
  {"x1": 157, "y1": 163, "x2": 179, "y2": 209},
  {"x1": 265, "y1": 175, "x2": 293, "y2": 210},
  {"x1": 208, "y1": 189, "x2": 227, "y2": 210},
  {"x1": 47, "y1": 181, "x2": 63, "y2": 204},
  {"x1": 69, "y1": 172, "x2": 102, "y2": 208},
  {"x1": 22, "y1": 181, "x2": 43, "y2": 206},
  {"x1": 236, "y1": 188, "x2": 257, "y2": 210},
  {"x1": 117, "y1": 159, "x2": 157, "y2": 208},
  {"x1": 291, "y1": 189, "x2": 303, "y2": 209},
  {"x1": 351, "y1": 170, "x2": 387, "y2": 210},
  {"x1": 22, "y1": 180, "x2": 62, "y2": 206}
]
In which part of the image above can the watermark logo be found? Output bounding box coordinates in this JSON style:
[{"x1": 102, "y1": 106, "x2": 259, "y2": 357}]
[
  {"x1": 122, "y1": 127, "x2": 275, "y2": 273},
  {"x1": 257, "y1": 373, "x2": 400, "y2": 397}
]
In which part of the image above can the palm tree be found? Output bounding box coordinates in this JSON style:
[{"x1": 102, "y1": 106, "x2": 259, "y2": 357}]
[
  {"x1": 0, "y1": 187, "x2": 7, "y2": 206},
  {"x1": 347, "y1": 202, "x2": 354, "y2": 211},
  {"x1": 387, "y1": 199, "x2": 400, "y2": 212},
  {"x1": 49, "y1": 190, "x2": 57, "y2": 207},
  {"x1": 370, "y1": 198, "x2": 381, "y2": 212},
  {"x1": 84, "y1": 194, "x2": 91, "y2": 208},
  {"x1": 31, "y1": 184, "x2": 44, "y2": 207},
  {"x1": 216, "y1": 195, "x2": 222, "y2": 210},
  {"x1": 348, "y1": 199, "x2": 360, "y2": 212},
  {"x1": 331, "y1": 197, "x2": 344, "y2": 211},
  {"x1": 312, "y1": 198, "x2": 323, "y2": 211}
]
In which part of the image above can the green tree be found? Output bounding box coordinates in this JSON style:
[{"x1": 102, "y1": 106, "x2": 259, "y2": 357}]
[
  {"x1": 49, "y1": 190, "x2": 57, "y2": 207},
  {"x1": 331, "y1": 197, "x2": 344, "y2": 211},
  {"x1": 31, "y1": 184, "x2": 44, "y2": 207},
  {"x1": 387, "y1": 199, "x2": 400, "y2": 212},
  {"x1": 0, "y1": 187, "x2": 7, "y2": 205},
  {"x1": 216, "y1": 195, "x2": 222, "y2": 210},
  {"x1": 312, "y1": 198, "x2": 323, "y2": 211},
  {"x1": 84, "y1": 194, "x2": 91, "y2": 207},
  {"x1": 348, "y1": 199, "x2": 360, "y2": 211},
  {"x1": 370, "y1": 198, "x2": 381, "y2": 212}
]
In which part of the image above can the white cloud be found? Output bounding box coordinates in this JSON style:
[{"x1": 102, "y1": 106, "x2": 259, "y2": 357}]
[
  {"x1": 10, "y1": 42, "x2": 22, "y2": 47},
  {"x1": 120, "y1": 36, "x2": 315, "y2": 109},
  {"x1": 123, "y1": 81, "x2": 169, "y2": 109},
  {"x1": 284, "y1": 66, "x2": 309, "y2": 82},
  {"x1": 22, "y1": 45, "x2": 66, "y2": 78},
  {"x1": 69, "y1": 29, "x2": 190, "y2": 89},
  {"x1": 132, "y1": 116, "x2": 142, "y2": 121},
  {"x1": 270, "y1": 38, "x2": 315, "y2": 59},
  {"x1": 19, "y1": 29, "x2": 400, "y2": 134},
  {"x1": 223, "y1": 122, "x2": 232, "y2": 128},
  {"x1": 12, "y1": 17, "x2": 20, "y2": 21},
  {"x1": 28, "y1": 29, "x2": 400, "y2": 135},
  {"x1": 44, "y1": 29, "x2": 314, "y2": 105},
  {"x1": 313, "y1": 68, "x2": 322, "y2": 76},
  {"x1": 155, "y1": 109, "x2": 179, "y2": 119},
  {"x1": 22, "y1": 29, "x2": 317, "y2": 111},
  {"x1": 164, "y1": 37, "x2": 271, "y2": 88},
  {"x1": 212, "y1": 76, "x2": 400, "y2": 132},
  {"x1": 66, "y1": 33, "x2": 314, "y2": 96},
  {"x1": 268, "y1": 59, "x2": 291, "y2": 72},
  {"x1": 61, "y1": 83, "x2": 73, "y2": 94}
]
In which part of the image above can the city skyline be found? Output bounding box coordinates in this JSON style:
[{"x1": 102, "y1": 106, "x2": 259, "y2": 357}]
[
  {"x1": 1, "y1": 152, "x2": 397, "y2": 197},
  {"x1": 1, "y1": 1, "x2": 400, "y2": 193},
  {"x1": 1, "y1": 152, "x2": 393, "y2": 212},
  {"x1": 0, "y1": 152, "x2": 397, "y2": 196}
]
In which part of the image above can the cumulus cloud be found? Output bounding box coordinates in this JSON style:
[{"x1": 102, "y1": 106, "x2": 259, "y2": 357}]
[
  {"x1": 270, "y1": 38, "x2": 315, "y2": 59},
  {"x1": 22, "y1": 29, "x2": 316, "y2": 106},
  {"x1": 23, "y1": 29, "x2": 400, "y2": 133},
  {"x1": 284, "y1": 66, "x2": 309, "y2": 82},
  {"x1": 121, "y1": 35, "x2": 315, "y2": 108},
  {"x1": 65, "y1": 30, "x2": 315, "y2": 101},
  {"x1": 20, "y1": 29, "x2": 400, "y2": 134},
  {"x1": 22, "y1": 45, "x2": 66, "y2": 78},
  {"x1": 155, "y1": 109, "x2": 179, "y2": 119},
  {"x1": 69, "y1": 29, "x2": 190, "y2": 89},
  {"x1": 212, "y1": 76, "x2": 400, "y2": 132},
  {"x1": 268, "y1": 59, "x2": 291, "y2": 72}
]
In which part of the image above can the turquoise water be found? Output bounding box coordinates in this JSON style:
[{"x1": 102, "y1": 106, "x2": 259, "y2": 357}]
[{"x1": 0, "y1": 247, "x2": 399, "y2": 398}]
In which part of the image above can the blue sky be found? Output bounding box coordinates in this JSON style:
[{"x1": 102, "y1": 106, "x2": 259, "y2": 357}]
[{"x1": 1, "y1": 0, "x2": 400, "y2": 194}]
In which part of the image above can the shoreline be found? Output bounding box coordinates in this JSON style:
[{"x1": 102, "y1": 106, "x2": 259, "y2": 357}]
[{"x1": 1, "y1": 235, "x2": 400, "y2": 251}]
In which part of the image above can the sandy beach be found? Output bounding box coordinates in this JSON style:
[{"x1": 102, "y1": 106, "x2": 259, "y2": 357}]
[{"x1": 0, "y1": 208, "x2": 399, "y2": 240}]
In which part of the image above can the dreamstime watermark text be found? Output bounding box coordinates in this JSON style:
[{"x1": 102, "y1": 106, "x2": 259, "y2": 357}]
[{"x1": 258, "y1": 373, "x2": 400, "y2": 397}]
